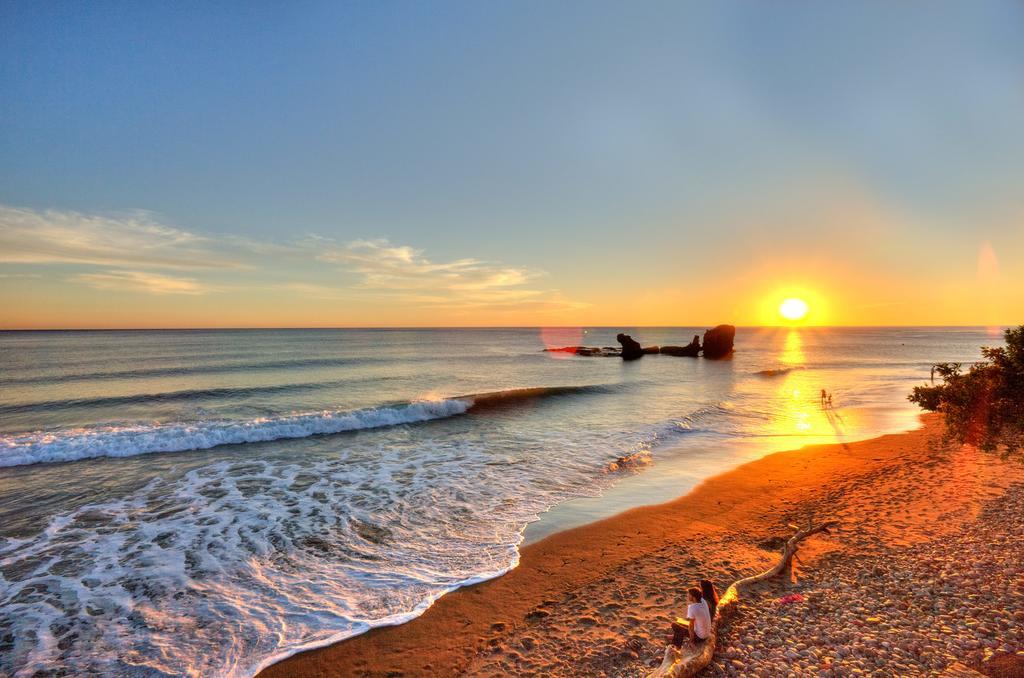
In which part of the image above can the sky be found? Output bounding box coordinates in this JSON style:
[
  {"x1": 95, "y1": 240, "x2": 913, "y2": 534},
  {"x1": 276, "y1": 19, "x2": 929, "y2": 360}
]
[{"x1": 1, "y1": 1, "x2": 1023, "y2": 329}]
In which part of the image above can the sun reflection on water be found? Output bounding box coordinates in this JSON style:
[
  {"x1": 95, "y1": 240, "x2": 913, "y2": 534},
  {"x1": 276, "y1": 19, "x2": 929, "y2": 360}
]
[
  {"x1": 781, "y1": 330, "x2": 805, "y2": 365},
  {"x1": 777, "y1": 331, "x2": 814, "y2": 433},
  {"x1": 767, "y1": 329, "x2": 862, "y2": 440}
]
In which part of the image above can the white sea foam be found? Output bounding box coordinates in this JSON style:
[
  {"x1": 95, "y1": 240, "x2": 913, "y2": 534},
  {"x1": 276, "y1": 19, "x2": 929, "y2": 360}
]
[
  {"x1": 0, "y1": 399, "x2": 471, "y2": 468},
  {"x1": 0, "y1": 433, "x2": 612, "y2": 677}
]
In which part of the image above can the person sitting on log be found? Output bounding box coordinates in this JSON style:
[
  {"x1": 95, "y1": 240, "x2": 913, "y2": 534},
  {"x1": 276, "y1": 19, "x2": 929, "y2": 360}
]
[
  {"x1": 700, "y1": 579, "x2": 720, "y2": 619},
  {"x1": 670, "y1": 587, "x2": 712, "y2": 647}
]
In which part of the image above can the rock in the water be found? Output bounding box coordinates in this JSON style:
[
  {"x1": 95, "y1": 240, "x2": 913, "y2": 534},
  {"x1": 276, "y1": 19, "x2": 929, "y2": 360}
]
[
  {"x1": 659, "y1": 345, "x2": 698, "y2": 357},
  {"x1": 542, "y1": 346, "x2": 620, "y2": 357},
  {"x1": 660, "y1": 335, "x2": 701, "y2": 357},
  {"x1": 617, "y1": 333, "x2": 644, "y2": 360},
  {"x1": 702, "y1": 325, "x2": 735, "y2": 359}
]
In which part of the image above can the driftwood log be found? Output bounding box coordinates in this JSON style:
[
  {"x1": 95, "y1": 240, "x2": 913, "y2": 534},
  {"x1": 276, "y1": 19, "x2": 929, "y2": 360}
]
[{"x1": 649, "y1": 520, "x2": 838, "y2": 678}]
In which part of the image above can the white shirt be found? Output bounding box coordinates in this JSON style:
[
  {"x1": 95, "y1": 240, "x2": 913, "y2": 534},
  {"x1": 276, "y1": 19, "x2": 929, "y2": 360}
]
[{"x1": 687, "y1": 599, "x2": 712, "y2": 639}]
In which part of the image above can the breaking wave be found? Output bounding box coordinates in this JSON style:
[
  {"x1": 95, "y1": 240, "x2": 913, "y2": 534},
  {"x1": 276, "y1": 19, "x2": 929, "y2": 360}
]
[
  {"x1": 0, "y1": 385, "x2": 611, "y2": 468},
  {"x1": 0, "y1": 400, "x2": 470, "y2": 468}
]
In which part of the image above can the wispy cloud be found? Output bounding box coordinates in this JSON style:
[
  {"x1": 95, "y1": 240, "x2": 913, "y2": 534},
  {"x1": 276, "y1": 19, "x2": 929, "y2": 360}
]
[
  {"x1": 0, "y1": 203, "x2": 587, "y2": 314},
  {"x1": 73, "y1": 270, "x2": 206, "y2": 295},
  {"x1": 320, "y1": 238, "x2": 541, "y2": 291},
  {"x1": 0, "y1": 204, "x2": 241, "y2": 269},
  {"x1": 316, "y1": 238, "x2": 584, "y2": 313}
]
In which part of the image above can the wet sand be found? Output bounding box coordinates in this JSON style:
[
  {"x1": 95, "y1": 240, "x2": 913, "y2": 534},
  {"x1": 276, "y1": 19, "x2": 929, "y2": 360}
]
[{"x1": 259, "y1": 413, "x2": 1024, "y2": 677}]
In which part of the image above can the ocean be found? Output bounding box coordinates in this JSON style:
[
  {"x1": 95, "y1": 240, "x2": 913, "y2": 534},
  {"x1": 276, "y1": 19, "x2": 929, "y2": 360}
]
[{"x1": 0, "y1": 327, "x2": 998, "y2": 676}]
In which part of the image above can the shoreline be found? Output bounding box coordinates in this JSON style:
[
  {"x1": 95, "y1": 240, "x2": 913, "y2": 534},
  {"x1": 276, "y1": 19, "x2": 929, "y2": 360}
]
[
  {"x1": 522, "y1": 400, "x2": 921, "y2": 545},
  {"x1": 259, "y1": 412, "x2": 1023, "y2": 677}
]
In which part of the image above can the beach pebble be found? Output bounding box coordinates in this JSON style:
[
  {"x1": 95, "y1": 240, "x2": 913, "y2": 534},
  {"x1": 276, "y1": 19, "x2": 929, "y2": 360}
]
[{"x1": 710, "y1": 483, "x2": 1024, "y2": 677}]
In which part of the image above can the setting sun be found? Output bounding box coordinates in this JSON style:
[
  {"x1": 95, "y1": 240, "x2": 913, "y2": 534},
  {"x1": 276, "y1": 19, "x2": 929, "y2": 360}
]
[{"x1": 779, "y1": 297, "x2": 810, "y2": 322}]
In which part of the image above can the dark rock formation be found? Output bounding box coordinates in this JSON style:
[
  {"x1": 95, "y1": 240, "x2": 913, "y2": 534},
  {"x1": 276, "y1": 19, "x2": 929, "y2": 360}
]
[
  {"x1": 659, "y1": 346, "x2": 693, "y2": 357},
  {"x1": 701, "y1": 325, "x2": 736, "y2": 359},
  {"x1": 576, "y1": 346, "x2": 619, "y2": 357},
  {"x1": 542, "y1": 346, "x2": 620, "y2": 357},
  {"x1": 616, "y1": 333, "x2": 644, "y2": 360},
  {"x1": 545, "y1": 328, "x2": 734, "y2": 360},
  {"x1": 660, "y1": 334, "x2": 701, "y2": 357}
]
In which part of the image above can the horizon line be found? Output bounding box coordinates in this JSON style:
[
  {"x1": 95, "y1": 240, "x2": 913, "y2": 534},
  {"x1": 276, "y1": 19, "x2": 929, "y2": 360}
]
[{"x1": 0, "y1": 324, "x2": 1011, "y2": 332}]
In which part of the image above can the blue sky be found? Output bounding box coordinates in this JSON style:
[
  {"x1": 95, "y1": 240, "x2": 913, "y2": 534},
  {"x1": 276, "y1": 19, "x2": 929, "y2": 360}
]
[{"x1": 2, "y1": 1, "x2": 1023, "y2": 327}]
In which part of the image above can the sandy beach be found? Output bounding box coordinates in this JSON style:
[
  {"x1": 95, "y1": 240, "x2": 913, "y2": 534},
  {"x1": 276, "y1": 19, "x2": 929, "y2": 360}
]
[{"x1": 260, "y1": 413, "x2": 1024, "y2": 677}]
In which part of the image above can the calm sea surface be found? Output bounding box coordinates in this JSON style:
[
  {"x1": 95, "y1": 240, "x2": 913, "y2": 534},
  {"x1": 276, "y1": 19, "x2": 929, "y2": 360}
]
[{"x1": 0, "y1": 327, "x2": 999, "y2": 676}]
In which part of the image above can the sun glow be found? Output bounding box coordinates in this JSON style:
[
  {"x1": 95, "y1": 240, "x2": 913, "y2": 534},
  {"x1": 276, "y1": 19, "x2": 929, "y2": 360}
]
[{"x1": 779, "y1": 298, "x2": 810, "y2": 322}]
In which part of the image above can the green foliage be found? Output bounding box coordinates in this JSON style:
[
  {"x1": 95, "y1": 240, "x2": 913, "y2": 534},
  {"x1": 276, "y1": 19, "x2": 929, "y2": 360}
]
[{"x1": 909, "y1": 326, "x2": 1024, "y2": 457}]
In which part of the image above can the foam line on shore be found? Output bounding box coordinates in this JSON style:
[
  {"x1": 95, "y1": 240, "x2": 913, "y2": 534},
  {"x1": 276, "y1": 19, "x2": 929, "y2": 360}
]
[{"x1": 246, "y1": 556, "x2": 524, "y2": 678}]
